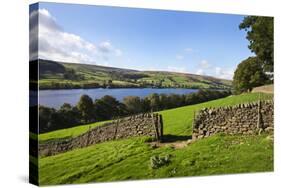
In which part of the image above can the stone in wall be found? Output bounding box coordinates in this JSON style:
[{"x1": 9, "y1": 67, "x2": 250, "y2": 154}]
[
  {"x1": 39, "y1": 113, "x2": 163, "y2": 157},
  {"x1": 192, "y1": 100, "x2": 274, "y2": 140}
]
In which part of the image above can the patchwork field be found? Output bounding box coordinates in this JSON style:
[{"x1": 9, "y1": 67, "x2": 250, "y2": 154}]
[
  {"x1": 36, "y1": 59, "x2": 232, "y2": 90},
  {"x1": 35, "y1": 92, "x2": 273, "y2": 185}
]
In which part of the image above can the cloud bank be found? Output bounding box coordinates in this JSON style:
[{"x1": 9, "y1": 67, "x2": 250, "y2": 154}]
[
  {"x1": 29, "y1": 9, "x2": 122, "y2": 64},
  {"x1": 196, "y1": 60, "x2": 234, "y2": 80}
]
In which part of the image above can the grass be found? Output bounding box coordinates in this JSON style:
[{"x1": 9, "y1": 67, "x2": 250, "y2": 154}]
[
  {"x1": 39, "y1": 134, "x2": 273, "y2": 185},
  {"x1": 38, "y1": 92, "x2": 273, "y2": 142},
  {"x1": 37, "y1": 92, "x2": 274, "y2": 185},
  {"x1": 160, "y1": 92, "x2": 273, "y2": 136},
  {"x1": 38, "y1": 120, "x2": 110, "y2": 142}
]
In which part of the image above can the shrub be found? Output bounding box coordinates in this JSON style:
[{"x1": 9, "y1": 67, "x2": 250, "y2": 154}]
[{"x1": 150, "y1": 154, "x2": 171, "y2": 169}]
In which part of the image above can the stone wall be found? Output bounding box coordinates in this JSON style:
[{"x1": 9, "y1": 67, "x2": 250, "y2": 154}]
[
  {"x1": 192, "y1": 100, "x2": 274, "y2": 140},
  {"x1": 39, "y1": 113, "x2": 163, "y2": 156}
]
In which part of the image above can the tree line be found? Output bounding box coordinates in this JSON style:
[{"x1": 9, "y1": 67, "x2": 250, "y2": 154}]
[{"x1": 39, "y1": 89, "x2": 231, "y2": 133}]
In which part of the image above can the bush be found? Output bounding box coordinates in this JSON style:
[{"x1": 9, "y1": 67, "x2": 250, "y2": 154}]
[{"x1": 150, "y1": 154, "x2": 171, "y2": 169}]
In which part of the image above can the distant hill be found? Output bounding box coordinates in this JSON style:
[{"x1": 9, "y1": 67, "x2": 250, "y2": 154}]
[{"x1": 36, "y1": 59, "x2": 232, "y2": 90}]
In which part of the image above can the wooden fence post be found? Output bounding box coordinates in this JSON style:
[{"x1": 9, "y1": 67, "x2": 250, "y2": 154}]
[
  {"x1": 257, "y1": 99, "x2": 264, "y2": 132},
  {"x1": 159, "y1": 114, "x2": 163, "y2": 140},
  {"x1": 152, "y1": 113, "x2": 160, "y2": 141},
  {"x1": 114, "y1": 118, "x2": 119, "y2": 140}
]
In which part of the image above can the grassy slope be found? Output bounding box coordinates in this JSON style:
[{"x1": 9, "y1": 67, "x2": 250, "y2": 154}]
[
  {"x1": 39, "y1": 120, "x2": 110, "y2": 142},
  {"x1": 39, "y1": 92, "x2": 273, "y2": 142},
  {"x1": 161, "y1": 92, "x2": 272, "y2": 136},
  {"x1": 38, "y1": 59, "x2": 232, "y2": 89},
  {"x1": 39, "y1": 92, "x2": 273, "y2": 185},
  {"x1": 39, "y1": 134, "x2": 273, "y2": 185}
]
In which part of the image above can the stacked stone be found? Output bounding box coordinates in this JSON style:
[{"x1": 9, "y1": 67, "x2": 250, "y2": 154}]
[
  {"x1": 39, "y1": 112, "x2": 164, "y2": 157},
  {"x1": 192, "y1": 100, "x2": 273, "y2": 140}
]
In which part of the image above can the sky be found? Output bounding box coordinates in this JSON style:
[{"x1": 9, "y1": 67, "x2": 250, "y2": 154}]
[{"x1": 30, "y1": 2, "x2": 254, "y2": 80}]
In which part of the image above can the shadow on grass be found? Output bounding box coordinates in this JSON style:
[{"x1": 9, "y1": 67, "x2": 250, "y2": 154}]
[{"x1": 161, "y1": 134, "x2": 192, "y2": 143}]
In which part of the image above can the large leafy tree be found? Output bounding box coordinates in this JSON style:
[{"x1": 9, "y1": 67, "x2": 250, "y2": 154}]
[
  {"x1": 147, "y1": 93, "x2": 160, "y2": 111},
  {"x1": 58, "y1": 103, "x2": 81, "y2": 128},
  {"x1": 239, "y1": 16, "x2": 274, "y2": 73},
  {"x1": 233, "y1": 57, "x2": 268, "y2": 94},
  {"x1": 39, "y1": 106, "x2": 56, "y2": 133},
  {"x1": 123, "y1": 96, "x2": 143, "y2": 114},
  {"x1": 94, "y1": 95, "x2": 126, "y2": 120},
  {"x1": 77, "y1": 95, "x2": 95, "y2": 123}
]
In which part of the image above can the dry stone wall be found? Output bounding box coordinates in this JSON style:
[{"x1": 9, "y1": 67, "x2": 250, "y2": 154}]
[
  {"x1": 192, "y1": 100, "x2": 274, "y2": 140},
  {"x1": 39, "y1": 113, "x2": 163, "y2": 156}
]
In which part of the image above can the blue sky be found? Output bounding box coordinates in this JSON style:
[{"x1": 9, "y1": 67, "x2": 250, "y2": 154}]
[{"x1": 31, "y1": 2, "x2": 253, "y2": 80}]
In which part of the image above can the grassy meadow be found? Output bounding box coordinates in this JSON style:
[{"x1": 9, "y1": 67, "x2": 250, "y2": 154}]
[{"x1": 38, "y1": 92, "x2": 273, "y2": 185}]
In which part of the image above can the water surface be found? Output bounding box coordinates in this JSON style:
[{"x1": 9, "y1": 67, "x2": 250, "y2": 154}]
[{"x1": 39, "y1": 88, "x2": 198, "y2": 109}]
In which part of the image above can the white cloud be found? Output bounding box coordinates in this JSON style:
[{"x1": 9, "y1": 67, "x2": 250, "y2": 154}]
[
  {"x1": 195, "y1": 60, "x2": 211, "y2": 75},
  {"x1": 195, "y1": 59, "x2": 233, "y2": 80},
  {"x1": 184, "y1": 48, "x2": 193, "y2": 53},
  {"x1": 29, "y1": 9, "x2": 122, "y2": 64},
  {"x1": 199, "y1": 60, "x2": 211, "y2": 69},
  {"x1": 215, "y1": 67, "x2": 234, "y2": 80},
  {"x1": 176, "y1": 55, "x2": 184, "y2": 60},
  {"x1": 196, "y1": 69, "x2": 205, "y2": 75},
  {"x1": 174, "y1": 48, "x2": 194, "y2": 61},
  {"x1": 98, "y1": 41, "x2": 113, "y2": 53}
]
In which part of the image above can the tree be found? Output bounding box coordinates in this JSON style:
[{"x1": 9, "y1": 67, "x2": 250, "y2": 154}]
[
  {"x1": 123, "y1": 96, "x2": 143, "y2": 114},
  {"x1": 39, "y1": 106, "x2": 56, "y2": 133},
  {"x1": 64, "y1": 68, "x2": 77, "y2": 80},
  {"x1": 77, "y1": 95, "x2": 95, "y2": 123},
  {"x1": 159, "y1": 94, "x2": 169, "y2": 109},
  {"x1": 147, "y1": 93, "x2": 160, "y2": 111},
  {"x1": 233, "y1": 57, "x2": 268, "y2": 94},
  {"x1": 168, "y1": 94, "x2": 184, "y2": 108},
  {"x1": 58, "y1": 103, "x2": 81, "y2": 128},
  {"x1": 94, "y1": 95, "x2": 125, "y2": 120},
  {"x1": 239, "y1": 16, "x2": 274, "y2": 74}
]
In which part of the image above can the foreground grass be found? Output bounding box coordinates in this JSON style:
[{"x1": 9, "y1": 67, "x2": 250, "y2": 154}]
[
  {"x1": 39, "y1": 92, "x2": 273, "y2": 142},
  {"x1": 39, "y1": 134, "x2": 273, "y2": 185}
]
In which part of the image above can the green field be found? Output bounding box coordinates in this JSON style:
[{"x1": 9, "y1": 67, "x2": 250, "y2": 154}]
[
  {"x1": 38, "y1": 120, "x2": 110, "y2": 142},
  {"x1": 39, "y1": 92, "x2": 273, "y2": 142},
  {"x1": 36, "y1": 59, "x2": 232, "y2": 89},
  {"x1": 39, "y1": 134, "x2": 273, "y2": 185},
  {"x1": 38, "y1": 92, "x2": 273, "y2": 185}
]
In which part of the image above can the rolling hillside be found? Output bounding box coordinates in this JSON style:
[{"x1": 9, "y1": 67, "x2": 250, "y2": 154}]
[{"x1": 34, "y1": 59, "x2": 232, "y2": 89}]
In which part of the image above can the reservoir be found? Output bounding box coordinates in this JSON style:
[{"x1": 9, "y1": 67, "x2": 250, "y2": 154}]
[{"x1": 39, "y1": 88, "x2": 198, "y2": 109}]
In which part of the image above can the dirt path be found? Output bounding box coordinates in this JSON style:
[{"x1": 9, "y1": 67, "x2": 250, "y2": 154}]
[{"x1": 149, "y1": 139, "x2": 193, "y2": 149}]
